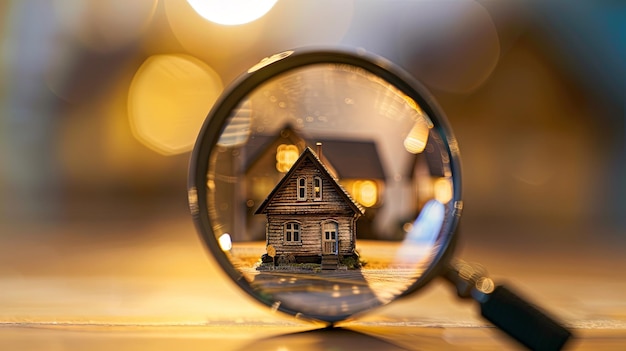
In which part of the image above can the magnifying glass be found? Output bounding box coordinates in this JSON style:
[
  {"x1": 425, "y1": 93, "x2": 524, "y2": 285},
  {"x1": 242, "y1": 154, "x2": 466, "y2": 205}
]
[{"x1": 188, "y1": 48, "x2": 571, "y2": 350}]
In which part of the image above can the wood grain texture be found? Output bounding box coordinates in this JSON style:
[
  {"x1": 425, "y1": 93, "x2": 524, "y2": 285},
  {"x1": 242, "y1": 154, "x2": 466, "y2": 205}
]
[{"x1": 257, "y1": 148, "x2": 362, "y2": 259}]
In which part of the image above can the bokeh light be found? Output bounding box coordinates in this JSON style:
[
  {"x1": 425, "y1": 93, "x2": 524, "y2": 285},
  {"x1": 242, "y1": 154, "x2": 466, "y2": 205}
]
[
  {"x1": 352, "y1": 180, "x2": 378, "y2": 208},
  {"x1": 403, "y1": 117, "x2": 431, "y2": 154},
  {"x1": 186, "y1": 0, "x2": 278, "y2": 25},
  {"x1": 433, "y1": 177, "x2": 453, "y2": 204},
  {"x1": 219, "y1": 233, "x2": 233, "y2": 251},
  {"x1": 275, "y1": 144, "x2": 299, "y2": 173},
  {"x1": 397, "y1": 0, "x2": 500, "y2": 94},
  {"x1": 128, "y1": 54, "x2": 223, "y2": 156},
  {"x1": 165, "y1": 0, "x2": 354, "y2": 82}
]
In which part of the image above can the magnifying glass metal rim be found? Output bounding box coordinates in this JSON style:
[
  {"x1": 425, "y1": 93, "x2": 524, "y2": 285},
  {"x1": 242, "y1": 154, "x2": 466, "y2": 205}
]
[{"x1": 187, "y1": 46, "x2": 464, "y2": 323}]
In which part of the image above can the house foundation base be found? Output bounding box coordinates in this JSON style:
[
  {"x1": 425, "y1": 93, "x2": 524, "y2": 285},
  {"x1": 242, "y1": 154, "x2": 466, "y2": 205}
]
[{"x1": 260, "y1": 253, "x2": 361, "y2": 269}]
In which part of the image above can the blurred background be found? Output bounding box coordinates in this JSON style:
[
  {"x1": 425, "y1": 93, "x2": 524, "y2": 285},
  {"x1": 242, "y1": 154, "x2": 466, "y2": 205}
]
[
  {"x1": 0, "y1": 0, "x2": 624, "y2": 345},
  {"x1": 1, "y1": 0, "x2": 623, "y2": 229}
]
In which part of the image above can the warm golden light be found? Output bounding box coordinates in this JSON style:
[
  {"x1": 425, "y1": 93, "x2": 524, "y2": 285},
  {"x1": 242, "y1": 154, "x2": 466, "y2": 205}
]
[
  {"x1": 276, "y1": 144, "x2": 299, "y2": 172},
  {"x1": 248, "y1": 51, "x2": 294, "y2": 73},
  {"x1": 352, "y1": 180, "x2": 378, "y2": 208},
  {"x1": 251, "y1": 176, "x2": 275, "y2": 199},
  {"x1": 434, "y1": 177, "x2": 453, "y2": 203},
  {"x1": 404, "y1": 117, "x2": 430, "y2": 154},
  {"x1": 218, "y1": 100, "x2": 252, "y2": 147},
  {"x1": 218, "y1": 233, "x2": 233, "y2": 251},
  {"x1": 128, "y1": 54, "x2": 223, "y2": 155},
  {"x1": 186, "y1": 0, "x2": 278, "y2": 25}
]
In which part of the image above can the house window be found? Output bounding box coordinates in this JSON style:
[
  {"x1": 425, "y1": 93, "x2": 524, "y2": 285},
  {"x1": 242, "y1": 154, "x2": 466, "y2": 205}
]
[
  {"x1": 297, "y1": 177, "x2": 306, "y2": 200},
  {"x1": 313, "y1": 176, "x2": 322, "y2": 200},
  {"x1": 284, "y1": 222, "x2": 301, "y2": 243}
]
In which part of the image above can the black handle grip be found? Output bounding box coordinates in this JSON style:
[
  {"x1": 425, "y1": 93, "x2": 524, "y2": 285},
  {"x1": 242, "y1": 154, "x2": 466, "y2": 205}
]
[{"x1": 480, "y1": 285, "x2": 572, "y2": 351}]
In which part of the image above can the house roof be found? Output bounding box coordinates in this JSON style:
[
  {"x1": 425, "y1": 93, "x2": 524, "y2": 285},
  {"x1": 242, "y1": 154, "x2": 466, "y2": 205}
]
[
  {"x1": 314, "y1": 138, "x2": 386, "y2": 180},
  {"x1": 243, "y1": 126, "x2": 386, "y2": 181},
  {"x1": 242, "y1": 125, "x2": 305, "y2": 171},
  {"x1": 254, "y1": 147, "x2": 365, "y2": 216}
]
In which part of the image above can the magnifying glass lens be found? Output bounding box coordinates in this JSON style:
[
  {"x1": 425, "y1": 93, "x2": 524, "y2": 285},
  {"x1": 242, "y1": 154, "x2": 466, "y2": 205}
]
[
  {"x1": 190, "y1": 50, "x2": 461, "y2": 323},
  {"x1": 190, "y1": 49, "x2": 572, "y2": 350}
]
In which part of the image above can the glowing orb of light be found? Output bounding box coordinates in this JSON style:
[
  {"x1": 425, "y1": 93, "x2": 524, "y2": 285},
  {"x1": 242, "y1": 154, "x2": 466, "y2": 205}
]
[
  {"x1": 352, "y1": 180, "x2": 378, "y2": 208},
  {"x1": 434, "y1": 177, "x2": 453, "y2": 204},
  {"x1": 128, "y1": 54, "x2": 223, "y2": 155},
  {"x1": 186, "y1": 0, "x2": 278, "y2": 25},
  {"x1": 219, "y1": 234, "x2": 233, "y2": 251},
  {"x1": 397, "y1": 1, "x2": 500, "y2": 94},
  {"x1": 404, "y1": 116, "x2": 431, "y2": 154}
]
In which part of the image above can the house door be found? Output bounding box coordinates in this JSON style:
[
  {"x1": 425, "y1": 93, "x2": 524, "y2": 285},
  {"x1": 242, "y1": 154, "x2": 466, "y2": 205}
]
[{"x1": 322, "y1": 221, "x2": 338, "y2": 255}]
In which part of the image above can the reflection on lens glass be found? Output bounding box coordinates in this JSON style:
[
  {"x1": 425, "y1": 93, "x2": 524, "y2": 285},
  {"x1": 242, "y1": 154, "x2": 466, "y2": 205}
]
[{"x1": 201, "y1": 62, "x2": 457, "y2": 322}]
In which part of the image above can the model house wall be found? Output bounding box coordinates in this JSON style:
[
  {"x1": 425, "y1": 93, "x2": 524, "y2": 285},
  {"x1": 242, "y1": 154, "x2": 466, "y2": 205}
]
[{"x1": 256, "y1": 147, "x2": 363, "y2": 263}]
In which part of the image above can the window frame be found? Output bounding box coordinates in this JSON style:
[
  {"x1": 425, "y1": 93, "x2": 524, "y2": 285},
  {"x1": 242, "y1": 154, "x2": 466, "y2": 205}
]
[
  {"x1": 284, "y1": 221, "x2": 302, "y2": 244},
  {"x1": 297, "y1": 176, "x2": 307, "y2": 201},
  {"x1": 313, "y1": 176, "x2": 322, "y2": 201}
]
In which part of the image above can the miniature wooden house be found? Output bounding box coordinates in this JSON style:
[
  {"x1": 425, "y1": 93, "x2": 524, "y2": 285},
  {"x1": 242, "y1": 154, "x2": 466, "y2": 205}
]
[
  {"x1": 255, "y1": 147, "x2": 364, "y2": 268},
  {"x1": 243, "y1": 126, "x2": 385, "y2": 241}
]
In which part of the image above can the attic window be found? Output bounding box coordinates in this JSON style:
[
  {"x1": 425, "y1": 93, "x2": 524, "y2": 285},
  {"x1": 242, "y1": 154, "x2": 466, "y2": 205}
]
[
  {"x1": 284, "y1": 222, "x2": 301, "y2": 243},
  {"x1": 313, "y1": 176, "x2": 322, "y2": 200},
  {"x1": 297, "y1": 177, "x2": 306, "y2": 200}
]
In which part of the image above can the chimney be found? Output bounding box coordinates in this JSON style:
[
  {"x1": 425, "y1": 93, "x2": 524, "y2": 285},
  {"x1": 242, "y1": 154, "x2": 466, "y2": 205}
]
[{"x1": 316, "y1": 142, "x2": 323, "y2": 161}]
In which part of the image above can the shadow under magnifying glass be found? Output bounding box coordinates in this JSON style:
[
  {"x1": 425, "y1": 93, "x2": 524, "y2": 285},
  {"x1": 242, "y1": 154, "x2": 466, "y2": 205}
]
[{"x1": 235, "y1": 326, "x2": 467, "y2": 351}]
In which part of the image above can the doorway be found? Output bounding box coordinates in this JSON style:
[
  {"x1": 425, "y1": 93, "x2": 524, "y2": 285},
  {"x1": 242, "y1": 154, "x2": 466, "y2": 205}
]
[{"x1": 322, "y1": 221, "x2": 338, "y2": 255}]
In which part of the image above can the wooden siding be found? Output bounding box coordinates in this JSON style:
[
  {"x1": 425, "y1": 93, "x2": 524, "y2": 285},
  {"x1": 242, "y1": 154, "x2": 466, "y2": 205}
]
[
  {"x1": 264, "y1": 158, "x2": 354, "y2": 216},
  {"x1": 267, "y1": 214, "x2": 356, "y2": 256},
  {"x1": 257, "y1": 148, "x2": 362, "y2": 258}
]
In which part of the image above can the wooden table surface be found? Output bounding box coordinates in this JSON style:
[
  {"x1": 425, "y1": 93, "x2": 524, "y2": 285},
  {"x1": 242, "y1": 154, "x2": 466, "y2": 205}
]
[{"x1": 1, "y1": 213, "x2": 624, "y2": 350}]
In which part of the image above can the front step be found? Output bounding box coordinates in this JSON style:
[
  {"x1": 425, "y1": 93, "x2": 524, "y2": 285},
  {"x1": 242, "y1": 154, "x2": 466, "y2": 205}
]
[{"x1": 321, "y1": 255, "x2": 339, "y2": 270}]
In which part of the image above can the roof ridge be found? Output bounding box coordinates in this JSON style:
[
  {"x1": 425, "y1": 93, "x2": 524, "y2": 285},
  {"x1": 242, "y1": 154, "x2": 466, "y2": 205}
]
[
  {"x1": 304, "y1": 147, "x2": 365, "y2": 214},
  {"x1": 255, "y1": 147, "x2": 364, "y2": 216}
]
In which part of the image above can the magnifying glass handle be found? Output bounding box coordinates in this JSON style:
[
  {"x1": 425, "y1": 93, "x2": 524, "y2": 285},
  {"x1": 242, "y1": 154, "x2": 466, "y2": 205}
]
[
  {"x1": 480, "y1": 285, "x2": 572, "y2": 351},
  {"x1": 445, "y1": 260, "x2": 572, "y2": 351}
]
